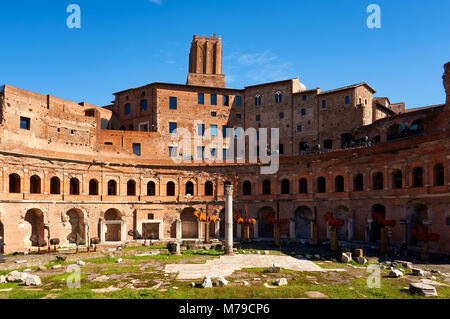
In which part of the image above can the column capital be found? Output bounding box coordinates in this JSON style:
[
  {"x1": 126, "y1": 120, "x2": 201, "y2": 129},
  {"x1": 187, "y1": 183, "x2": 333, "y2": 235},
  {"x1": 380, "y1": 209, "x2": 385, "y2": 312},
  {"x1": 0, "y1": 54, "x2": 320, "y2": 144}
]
[{"x1": 225, "y1": 184, "x2": 233, "y2": 196}]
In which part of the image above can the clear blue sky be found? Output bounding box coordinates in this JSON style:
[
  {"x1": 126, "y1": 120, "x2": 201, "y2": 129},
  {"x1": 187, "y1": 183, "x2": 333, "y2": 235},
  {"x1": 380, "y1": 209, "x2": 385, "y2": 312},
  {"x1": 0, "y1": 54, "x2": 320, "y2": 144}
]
[{"x1": 0, "y1": 0, "x2": 449, "y2": 108}]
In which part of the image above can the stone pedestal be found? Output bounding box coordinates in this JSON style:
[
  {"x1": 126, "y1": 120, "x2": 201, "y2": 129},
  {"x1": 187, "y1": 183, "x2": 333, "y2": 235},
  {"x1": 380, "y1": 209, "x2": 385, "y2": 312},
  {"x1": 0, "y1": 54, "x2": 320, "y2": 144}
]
[
  {"x1": 224, "y1": 184, "x2": 234, "y2": 255},
  {"x1": 243, "y1": 225, "x2": 250, "y2": 243},
  {"x1": 380, "y1": 227, "x2": 388, "y2": 253},
  {"x1": 330, "y1": 227, "x2": 338, "y2": 251},
  {"x1": 311, "y1": 222, "x2": 319, "y2": 246},
  {"x1": 420, "y1": 242, "x2": 429, "y2": 261}
]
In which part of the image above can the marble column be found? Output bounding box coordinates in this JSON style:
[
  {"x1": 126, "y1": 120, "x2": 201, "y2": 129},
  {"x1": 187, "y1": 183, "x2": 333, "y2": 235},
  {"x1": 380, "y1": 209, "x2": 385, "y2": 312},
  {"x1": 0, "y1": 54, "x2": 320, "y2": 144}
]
[{"x1": 225, "y1": 184, "x2": 234, "y2": 255}]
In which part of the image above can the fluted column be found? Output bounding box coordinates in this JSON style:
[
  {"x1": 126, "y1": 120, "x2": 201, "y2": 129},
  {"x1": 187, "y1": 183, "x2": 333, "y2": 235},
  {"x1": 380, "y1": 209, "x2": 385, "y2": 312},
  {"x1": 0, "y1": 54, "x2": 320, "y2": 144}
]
[{"x1": 225, "y1": 184, "x2": 234, "y2": 255}]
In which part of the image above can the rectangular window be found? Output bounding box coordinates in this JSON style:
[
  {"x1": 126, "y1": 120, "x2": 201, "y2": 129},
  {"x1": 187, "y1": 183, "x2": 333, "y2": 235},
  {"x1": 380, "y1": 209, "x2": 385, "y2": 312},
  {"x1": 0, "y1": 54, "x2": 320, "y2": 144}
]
[
  {"x1": 279, "y1": 143, "x2": 284, "y2": 155},
  {"x1": 132, "y1": 143, "x2": 141, "y2": 156},
  {"x1": 20, "y1": 117, "x2": 30, "y2": 130},
  {"x1": 169, "y1": 122, "x2": 177, "y2": 134},
  {"x1": 210, "y1": 124, "x2": 217, "y2": 137},
  {"x1": 169, "y1": 146, "x2": 177, "y2": 157},
  {"x1": 301, "y1": 108, "x2": 306, "y2": 115},
  {"x1": 236, "y1": 113, "x2": 241, "y2": 119},
  {"x1": 345, "y1": 96, "x2": 350, "y2": 104},
  {"x1": 211, "y1": 94, "x2": 217, "y2": 105},
  {"x1": 222, "y1": 125, "x2": 228, "y2": 137},
  {"x1": 169, "y1": 97, "x2": 177, "y2": 110},
  {"x1": 279, "y1": 112, "x2": 284, "y2": 119},
  {"x1": 140, "y1": 100, "x2": 148, "y2": 112},
  {"x1": 198, "y1": 93, "x2": 204, "y2": 105},
  {"x1": 196, "y1": 146, "x2": 204, "y2": 160},
  {"x1": 124, "y1": 103, "x2": 131, "y2": 115},
  {"x1": 222, "y1": 148, "x2": 228, "y2": 160},
  {"x1": 104, "y1": 142, "x2": 113, "y2": 145},
  {"x1": 302, "y1": 95, "x2": 307, "y2": 101},
  {"x1": 210, "y1": 148, "x2": 216, "y2": 158},
  {"x1": 211, "y1": 112, "x2": 217, "y2": 117},
  {"x1": 198, "y1": 123, "x2": 205, "y2": 136},
  {"x1": 223, "y1": 95, "x2": 229, "y2": 106},
  {"x1": 256, "y1": 115, "x2": 261, "y2": 121},
  {"x1": 322, "y1": 100, "x2": 327, "y2": 108},
  {"x1": 235, "y1": 96, "x2": 242, "y2": 107},
  {"x1": 297, "y1": 125, "x2": 303, "y2": 132}
]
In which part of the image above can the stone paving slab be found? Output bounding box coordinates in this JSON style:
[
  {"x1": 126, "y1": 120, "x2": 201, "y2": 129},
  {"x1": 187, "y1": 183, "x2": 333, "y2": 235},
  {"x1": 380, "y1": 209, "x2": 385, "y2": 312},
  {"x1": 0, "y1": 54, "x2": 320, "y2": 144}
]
[{"x1": 165, "y1": 255, "x2": 346, "y2": 280}]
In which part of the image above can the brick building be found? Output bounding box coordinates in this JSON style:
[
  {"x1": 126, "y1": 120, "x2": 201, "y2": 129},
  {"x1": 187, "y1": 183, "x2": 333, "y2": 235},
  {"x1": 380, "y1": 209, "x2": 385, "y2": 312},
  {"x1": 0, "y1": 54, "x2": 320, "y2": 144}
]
[{"x1": 0, "y1": 34, "x2": 449, "y2": 255}]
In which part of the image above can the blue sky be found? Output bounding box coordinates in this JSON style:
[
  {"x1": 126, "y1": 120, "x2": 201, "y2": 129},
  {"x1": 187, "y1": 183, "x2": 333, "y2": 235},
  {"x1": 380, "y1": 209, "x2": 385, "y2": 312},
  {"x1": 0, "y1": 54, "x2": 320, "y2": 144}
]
[{"x1": 0, "y1": 0, "x2": 449, "y2": 108}]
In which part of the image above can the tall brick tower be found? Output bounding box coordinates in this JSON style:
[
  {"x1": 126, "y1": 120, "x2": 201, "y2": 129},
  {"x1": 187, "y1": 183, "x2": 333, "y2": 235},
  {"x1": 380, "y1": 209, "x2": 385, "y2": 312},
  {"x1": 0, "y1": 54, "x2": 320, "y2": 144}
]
[
  {"x1": 444, "y1": 62, "x2": 450, "y2": 106},
  {"x1": 186, "y1": 34, "x2": 226, "y2": 88}
]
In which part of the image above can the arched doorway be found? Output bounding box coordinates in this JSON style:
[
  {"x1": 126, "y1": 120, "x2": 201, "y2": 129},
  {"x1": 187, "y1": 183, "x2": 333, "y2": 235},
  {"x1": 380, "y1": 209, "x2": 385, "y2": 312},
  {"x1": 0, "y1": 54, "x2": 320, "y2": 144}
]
[
  {"x1": 24, "y1": 209, "x2": 46, "y2": 247},
  {"x1": 406, "y1": 202, "x2": 428, "y2": 246},
  {"x1": 258, "y1": 206, "x2": 275, "y2": 238},
  {"x1": 371, "y1": 204, "x2": 386, "y2": 242},
  {"x1": 66, "y1": 209, "x2": 86, "y2": 244},
  {"x1": 181, "y1": 207, "x2": 198, "y2": 239},
  {"x1": 104, "y1": 209, "x2": 122, "y2": 242},
  {"x1": 294, "y1": 206, "x2": 312, "y2": 239},
  {"x1": 333, "y1": 206, "x2": 348, "y2": 240}
]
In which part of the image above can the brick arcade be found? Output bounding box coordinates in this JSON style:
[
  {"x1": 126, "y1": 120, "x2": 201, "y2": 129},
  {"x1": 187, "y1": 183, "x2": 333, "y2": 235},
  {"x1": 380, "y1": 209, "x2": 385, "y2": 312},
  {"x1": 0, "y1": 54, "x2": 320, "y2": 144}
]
[{"x1": 0, "y1": 34, "x2": 449, "y2": 256}]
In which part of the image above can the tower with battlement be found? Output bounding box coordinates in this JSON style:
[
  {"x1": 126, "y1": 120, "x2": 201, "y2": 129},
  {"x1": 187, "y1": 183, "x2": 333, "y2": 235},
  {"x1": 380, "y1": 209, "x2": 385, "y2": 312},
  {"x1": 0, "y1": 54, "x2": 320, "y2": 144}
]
[{"x1": 186, "y1": 34, "x2": 226, "y2": 88}]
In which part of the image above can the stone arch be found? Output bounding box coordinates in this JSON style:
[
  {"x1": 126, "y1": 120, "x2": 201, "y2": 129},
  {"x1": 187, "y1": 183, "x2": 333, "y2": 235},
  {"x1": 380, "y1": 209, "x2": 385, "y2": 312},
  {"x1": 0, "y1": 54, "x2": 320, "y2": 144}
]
[
  {"x1": 29, "y1": 175, "x2": 41, "y2": 194},
  {"x1": 66, "y1": 208, "x2": 86, "y2": 244},
  {"x1": 180, "y1": 207, "x2": 198, "y2": 239},
  {"x1": 9, "y1": 173, "x2": 21, "y2": 193},
  {"x1": 406, "y1": 201, "x2": 428, "y2": 246},
  {"x1": 107, "y1": 180, "x2": 117, "y2": 196},
  {"x1": 127, "y1": 179, "x2": 136, "y2": 196},
  {"x1": 294, "y1": 206, "x2": 312, "y2": 239},
  {"x1": 258, "y1": 206, "x2": 275, "y2": 238},
  {"x1": 50, "y1": 176, "x2": 61, "y2": 195},
  {"x1": 89, "y1": 178, "x2": 99, "y2": 195},
  {"x1": 24, "y1": 208, "x2": 46, "y2": 247}
]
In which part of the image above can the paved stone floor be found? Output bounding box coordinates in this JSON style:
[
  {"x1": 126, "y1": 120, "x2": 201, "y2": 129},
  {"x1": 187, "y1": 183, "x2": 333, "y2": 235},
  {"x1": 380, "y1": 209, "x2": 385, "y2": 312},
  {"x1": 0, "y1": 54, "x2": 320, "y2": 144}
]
[{"x1": 165, "y1": 255, "x2": 346, "y2": 280}]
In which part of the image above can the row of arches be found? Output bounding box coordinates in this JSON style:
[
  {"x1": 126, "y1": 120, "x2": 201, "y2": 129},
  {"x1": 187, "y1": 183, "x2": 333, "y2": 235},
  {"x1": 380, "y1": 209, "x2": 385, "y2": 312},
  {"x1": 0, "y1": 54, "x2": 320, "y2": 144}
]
[
  {"x1": 7, "y1": 174, "x2": 221, "y2": 197},
  {"x1": 241, "y1": 163, "x2": 446, "y2": 195}
]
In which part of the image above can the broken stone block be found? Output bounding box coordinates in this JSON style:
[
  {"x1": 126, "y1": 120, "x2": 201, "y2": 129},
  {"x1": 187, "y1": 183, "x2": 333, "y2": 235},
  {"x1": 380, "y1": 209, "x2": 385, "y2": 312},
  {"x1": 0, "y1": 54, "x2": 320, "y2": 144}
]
[
  {"x1": 201, "y1": 276, "x2": 213, "y2": 288},
  {"x1": 389, "y1": 269, "x2": 403, "y2": 278},
  {"x1": 409, "y1": 283, "x2": 437, "y2": 297},
  {"x1": 412, "y1": 268, "x2": 425, "y2": 276},
  {"x1": 264, "y1": 250, "x2": 270, "y2": 255},
  {"x1": 243, "y1": 281, "x2": 250, "y2": 286},
  {"x1": 38, "y1": 266, "x2": 47, "y2": 271},
  {"x1": 341, "y1": 252, "x2": 352, "y2": 263},
  {"x1": 0, "y1": 275, "x2": 6, "y2": 283},
  {"x1": 216, "y1": 276, "x2": 228, "y2": 287},
  {"x1": 6, "y1": 271, "x2": 28, "y2": 283},
  {"x1": 275, "y1": 278, "x2": 288, "y2": 286},
  {"x1": 314, "y1": 254, "x2": 321, "y2": 259},
  {"x1": 356, "y1": 257, "x2": 368, "y2": 265},
  {"x1": 25, "y1": 275, "x2": 41, "y2": 286},
  {"x1": 352, "y1": 249, "x2": 364, "y2": 258},
  {"x1": 51, "y1": 265, "x2": 62, "y2": 269},
  {"x1": 77, "y1": 260, "x2": 86, "y2": 266},
  {"x1": 269, "y1": 265, "x2": 281, "y2": 273},
  {"x1": 116, "y1": 258, "x2": 123, "y2": 264},
  {"x1": 305, "y1": 291, "x2": 328, "y2": 298}
]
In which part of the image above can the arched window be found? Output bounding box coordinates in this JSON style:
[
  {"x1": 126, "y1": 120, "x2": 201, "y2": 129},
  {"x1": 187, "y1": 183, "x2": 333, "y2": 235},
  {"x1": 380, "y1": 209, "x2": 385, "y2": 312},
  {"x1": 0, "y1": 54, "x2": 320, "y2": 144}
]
[
  {"x1": 353, "y1": 174, "x2": 364, "y2": 191},
  {"x1": 299, "y1": 178, "x2": 308, "y2": 194},
  {"x1": 412, "y1": 167, "x2": 424, "y2": 188},
  {"x1": 317, "y1": 177, "x2": 326, "y2": 193},
  {"x1": 140, "y1": 99, "x2": 148, "y2": 112},
  {"x1": 70, "y1": 178, "x2": 80, "y2": 195},
  {"x1": 204, "y1": 181, "x2": 213, "y2": 196},
  {"x1": 254, "y1": 94, "x2": 262, "y2": 106},
  {"x1": 373, "y1": 172, "x2": 383, "y2": 190},
  {"x1": 281, "y1": 179, "x2": 290, "y2": 194},
  {"x1": 107, "y1": 180, "x2": 117, "y2": 196},
  {"x1": 127, "y1": 180, "x2": 136, "y2": 196},
  {"x1": 433, "y1": 163, "x2": 445, "y2": 186},
  {"x1": 166, "y1": 181, "x2": 175, "y2": 196},
  {"x1": 335, "y1": 175, "x2": 344, "y2": 192},
  {"x1": 30, "y1": 175, "x2": 41, "y2": 194},
  {"x1": 9, "y1": 173, "x2": 21, "y2": 193},
  {"x1": 275, "y1": 91, "x2": 282, "y2": 103},
  {"x1": 262, "y1": 180, "x2": 271, "y2": 195},
  {"x1": 186, "y1": 182, "x2": 194, "y2": 196},
  {"x1": 89, "y1": 179, "x2": 98, "y2": 195},
  {"x1": 243, "y1": 181, "x2": 252, "y2": 196},
  {"x1": 392, "y1": 169, "x2": 403, "y2": 189},
  {"x1": 387, "y1": 124, "x2": 401, "y2": 140},
  {"x1": 50, "y1": 177, "x2": 61, "y2": 195},
  {"x1": 147, "y1": 181, "x2": 156, "y2": 196}
]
